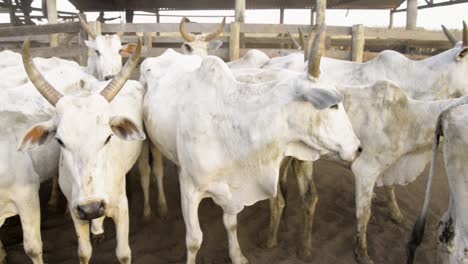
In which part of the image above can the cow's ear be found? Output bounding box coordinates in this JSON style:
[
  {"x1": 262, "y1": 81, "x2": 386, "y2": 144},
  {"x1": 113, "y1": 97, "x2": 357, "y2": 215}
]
[
  {"x1": 207, "y1": 40, "x2": 222, "y2": 51},
  {"x1": 84, "y1": 40, "x2": 96, "y2": 50},
  {"x1": 299, "y1": 88, "x2": 344, "y2": 110},
  {"x1": 457, "y1": 47, "x2": 468, "y2": 61},
  {"x1": 181, "y1": 42, "x2": 194, "y2": 54},
  {"x1": 110, "y1": 116, "x2": 146, "y2": 141},
  {"x1": 18, "y1": 120, "x2": 57, "y2": 151},
  {"x1": 119, "y1": 43, "x2": 137, "y2": 56}
]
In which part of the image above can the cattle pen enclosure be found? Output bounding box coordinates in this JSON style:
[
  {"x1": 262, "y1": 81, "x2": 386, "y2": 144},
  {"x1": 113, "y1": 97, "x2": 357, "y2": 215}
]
[{"x1": 0, "y1": 19, "x2": 462, "y2": 66}]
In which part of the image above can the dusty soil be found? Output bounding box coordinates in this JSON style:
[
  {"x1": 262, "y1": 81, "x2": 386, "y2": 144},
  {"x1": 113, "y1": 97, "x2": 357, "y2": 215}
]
[{"x1": 1, "y1": 156, "x2": 449, "y2": 264}]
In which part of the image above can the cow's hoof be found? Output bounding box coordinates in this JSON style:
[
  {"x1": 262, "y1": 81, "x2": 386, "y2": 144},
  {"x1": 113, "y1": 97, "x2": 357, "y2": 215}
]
[
  {"x1": 157, "y1": 203, "x2": 168, "y2": 219},
  {"x1": 389, "y1": 210, "x2": 404, "y2": 225},
  {"x1": 298, "y1": 246, "x2": 314, "y2": 261},
  {"x1": 355, "y1": 250, "x2": 374, "y2": 264},
  {"x1": 91, "y1": 233, "x2": 105, "y2": 246},
  {"x1": 261, "y1": 237, "x2": 278, "y2": 249}
]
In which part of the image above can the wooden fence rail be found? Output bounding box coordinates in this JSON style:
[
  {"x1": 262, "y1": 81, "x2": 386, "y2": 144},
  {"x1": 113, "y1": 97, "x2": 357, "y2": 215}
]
[{"x1": 0, "y1": 21, "x2": 461, "y2": 64}]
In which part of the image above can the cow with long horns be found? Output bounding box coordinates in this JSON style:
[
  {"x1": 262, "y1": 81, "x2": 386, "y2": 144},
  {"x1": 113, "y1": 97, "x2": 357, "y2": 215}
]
[
  {"x1": 257, "y1": 21, "x2": 468, "y2": 263},
  {"x1": 142, "y1": 24, "x2": 361, "y2": 264},
  {"x1": 179, "y1": 16, "x2": 226, "y2": 57},
  {"x1": 78, "y1": 14, "x2": 137, "y2": 81},
  {"x1": 18, "y1": 38, "x2": 145, "y2": 264}
]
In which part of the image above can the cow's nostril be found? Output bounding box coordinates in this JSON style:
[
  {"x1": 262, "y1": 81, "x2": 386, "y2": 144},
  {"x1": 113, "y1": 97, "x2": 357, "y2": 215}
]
[
  {"x1": 104, "y1": 75, "x2": 115, "y2": 81},
  {"x1": 357, "y1": 146, "x2": 363, "y2": 153}
]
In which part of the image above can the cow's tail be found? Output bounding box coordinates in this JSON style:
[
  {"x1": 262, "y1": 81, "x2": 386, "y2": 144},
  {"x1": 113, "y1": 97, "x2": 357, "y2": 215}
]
[{"x1": 406, "y1": 113, "x2": 444, "y2": 264}]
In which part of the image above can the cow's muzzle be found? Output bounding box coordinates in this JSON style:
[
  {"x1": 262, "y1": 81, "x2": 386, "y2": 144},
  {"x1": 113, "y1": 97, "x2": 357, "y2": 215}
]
[{"x1": 76, "y1": 201, "x2": 105, "y2": 220}]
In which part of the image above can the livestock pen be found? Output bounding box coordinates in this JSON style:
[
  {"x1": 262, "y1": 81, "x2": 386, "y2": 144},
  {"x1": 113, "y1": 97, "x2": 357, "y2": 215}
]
[
  {"x1": 0, "y1": 13, "x2": 461, "y2": 264},
  {"x1": 0, "y1": 18, "x2": 462, "y2": 64}
]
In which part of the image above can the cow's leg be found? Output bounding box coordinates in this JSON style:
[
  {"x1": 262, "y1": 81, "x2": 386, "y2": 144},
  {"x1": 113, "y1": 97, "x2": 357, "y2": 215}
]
[
  {"x1": 266, "y1": 157, "x2": 291, "y2": 248},
  {"x1": 384, "y1": 186, "x2": 403, "y2": 224},
  {"x1": 180, "y1": 176, "x2": 202, "y2": 264},
  {"x1": 223, "y1": 213, "x2": 248, "y2": 264},
  {"x1": 17, "y1": 190, "x2": 43, "y2": 264},
  {"x1": 138, "y1": 142, "x2": 152, "y2": 222},
  {"x1": 48, "y1": 175, "x2": 60, "y2": 209},
  {"x1": 151, "y1": 145, "x2": 167, "y2": 218},
  {"x1": 353, "y1": 157, "x2": 382, "y2": 264},
  {"x1": 71, "y1": 211, "x2": 92, "y2": 264},
  {"x1": 111, "y1": 199, "x2": 131, "y2": 264},
  {"x1": 0, "y1": 240, "x2": 6, "y2": 264},
  {"x1": 294, "y1": 160, "x2": 318, "y2": 258},
  {"x1": 90, "y1": 216, "x2": 106, "y2": 245}
]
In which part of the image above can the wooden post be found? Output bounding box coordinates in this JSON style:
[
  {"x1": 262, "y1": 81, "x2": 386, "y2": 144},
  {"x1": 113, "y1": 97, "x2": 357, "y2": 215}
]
[
  {"x1": 389, "y1": 10, "x2": 394, "y2": 29},
  {"x1": 46, "y1": 0, "x2": 58, "y2": 47},
  {"x1": 406, "y1": 0, "x2": 418, "y2": 30},
  {"x1": 315, "y1": 0, "x2": 326, "y2": 25},
  {"x1": 144, "y1": 32, "x2": 152, "y2": 54},
  {"x1": 279, "y1": 7, "x2": 284, "y2": 24},
  {"x1": 230, "y1": 22, "x2": 240, "y2": 61},
  {"x1": 155, "y1": 8, "x2": 160, "y2": 36},
  {"x1": 310, "y1": 6, "x2": 315, "y2": 25},
  {"x1": 235, "y1": 0, "x2": 245, "y2": 23},
  {"x1": 78, "y1": 14, "x2": 88, "y2": 66},
  {"x1": 351, "y1": 24, "x2": 364, "y2": 62}
]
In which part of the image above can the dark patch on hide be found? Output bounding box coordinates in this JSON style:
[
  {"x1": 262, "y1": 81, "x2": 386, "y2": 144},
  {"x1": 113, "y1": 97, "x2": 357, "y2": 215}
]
[{"x1": 439, "y1": 217, "x2": 455, "y2": 244}]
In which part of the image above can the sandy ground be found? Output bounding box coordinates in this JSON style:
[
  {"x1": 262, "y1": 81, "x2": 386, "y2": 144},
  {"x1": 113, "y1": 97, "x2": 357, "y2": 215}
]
[{"x1": 1, "y1": 156, "x2": 449, "y2": 264}]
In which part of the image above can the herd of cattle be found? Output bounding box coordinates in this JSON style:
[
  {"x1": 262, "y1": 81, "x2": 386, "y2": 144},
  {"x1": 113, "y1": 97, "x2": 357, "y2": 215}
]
[{"x1": 0, "y1": 13, "x2": 467, "y2": 264}]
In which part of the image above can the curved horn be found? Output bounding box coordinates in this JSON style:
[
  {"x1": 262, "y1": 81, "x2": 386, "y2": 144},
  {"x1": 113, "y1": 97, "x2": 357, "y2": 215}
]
[
  {"x1": 307, "y1": 24, "x2": 326, "y2": 78},
  {"x1": 78, "y1": 13, "x2": 98, "y2": 39},
  {"x1": 304, "y1": 24, "x2": 319, "y2": 61},
  {"x1": 100, "y1": 37, "x2": 142, "y2": 102},
  {"x1": 203, "y1": 17, "x2": 226, "y2": 41},
  {"x1": 287, "y1": 31, "x2": 302, "y2": 50},
  {"x1": 179, "y1": 16, "x2": 196, "y2": 42},
  {"x1": 463, "y1": 21, "x2": 468, "y2": 46},
  {"x1": 298, "y1": 28, "x2": 306, "y2": 50},
  {"x1": 441, "y1": 25, "x2": 458, "y2": 46},
  {"x1": 22, "y1": 38, "x2": 63, "y2": 106}
]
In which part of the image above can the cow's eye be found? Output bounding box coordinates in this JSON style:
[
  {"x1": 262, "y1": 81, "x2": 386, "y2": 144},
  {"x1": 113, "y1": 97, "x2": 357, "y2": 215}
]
[
  {"x1": 95, "y1": 50, "x2": 101, "y2": 56},
  {"x1": 104, "y1": 134, "x2": 112, "y2": 145},
  {"x1": 330, "y1": 104, "x2": 339, "y2": 109},
  {"x1": 55, "y1": 138, "x2": 65, "y2": 148}
]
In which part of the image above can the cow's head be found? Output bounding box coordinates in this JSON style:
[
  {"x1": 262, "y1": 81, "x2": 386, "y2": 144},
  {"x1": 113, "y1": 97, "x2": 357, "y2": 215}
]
[
  {"x1": 286, "y1": 24, "x2": 361, "y2": 162},
  {"x1": 18, "y1": 38, "x2": 144, "y2": 220},
  {"x1": 441, "y1": 22, "x2": 468, "y2": 97},
  {"x1": 179, "y1": 17, "x2": 225, "y2": 57},
  {"x1": 79, "y1": 14, "x2": 137, "y2": 81}
]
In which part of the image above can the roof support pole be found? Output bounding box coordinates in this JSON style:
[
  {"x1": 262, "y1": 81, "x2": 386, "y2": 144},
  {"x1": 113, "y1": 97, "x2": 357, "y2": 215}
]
[
  {"x1": 235, "y1": 0, "x2": 245, "y2": 23},
  {"x1": 310, "y1": 5, "x2": 315, "y2": 24},
  {"x1": 315, "y1": 0, "x2": 326, "y2": 24},
  {"x1": 389, "y1": 10, "x2": 394, "y2": 29},
  {"x1": 46, "y1": 0, "x2": 58, "y2": 47},
  {"x1": 406, "y1": 0, "x2": 418, "y2": 29},
  {"x1": 351, "y1": 24, "x2": 365, "y2": 62},
  {"x1": 279, "y1": 7, "x2": 284, "y2": 24}
]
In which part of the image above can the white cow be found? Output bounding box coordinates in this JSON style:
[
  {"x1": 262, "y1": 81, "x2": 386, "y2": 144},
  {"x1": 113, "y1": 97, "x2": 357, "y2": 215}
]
[
  {"x1": 0, "y1": 60, "x2": 99, "y2": 264},
  {"x1": 407, "y1": 99, "x2": 468, "y2": 264},
  {"x1": 227, "y1": 49, "x2": 270, "y2": 69},
  {"x1": 17, "y1": 38, "x2": 145, "y2": 264},
  {"x1": 179, "y1": 16, "x2": 225, "y2": 57},
  {"x1": 143, "y1": 24, "x2": 362, "y2": 264},
  {"x1": 261, "y1": 22, "x2": 468, "y2": 262},
  {"x1": 78, "y1": 14, "x2": 137, "y2": 81}
]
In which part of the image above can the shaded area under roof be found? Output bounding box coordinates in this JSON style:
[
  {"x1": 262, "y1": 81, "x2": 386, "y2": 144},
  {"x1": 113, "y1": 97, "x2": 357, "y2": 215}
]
[{"x1": 69, "y1": 0, "x2": 406, "y2": 12}]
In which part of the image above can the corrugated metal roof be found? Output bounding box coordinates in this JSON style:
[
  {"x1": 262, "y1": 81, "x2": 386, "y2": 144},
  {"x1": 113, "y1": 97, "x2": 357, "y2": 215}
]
[{"x1": 69, "y1": 0, "x2": 406, "y2": 12}]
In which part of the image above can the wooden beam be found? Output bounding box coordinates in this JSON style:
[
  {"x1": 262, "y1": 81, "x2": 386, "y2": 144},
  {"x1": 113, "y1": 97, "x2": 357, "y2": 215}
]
[
  {"x1": 393, "y1": 0, "x2": 468, "y2": 12},
  {"x1": 388, "y1": 10, "x2": 394, "y2": 29},
  {"x1": 0, "y1": 22, "x2": 80, "y2": 37},
  {"x1": 351, "y1": 24, "x2": 364, "y2": 62},
  {"x1": 279, "y1": 7, "x2": 284, "y2": 24},
  {"x1": 47, "y1": 0, "x2": 58, "y2": 47},
  {"x1": 315, "y1": 0, "x2": 326, "y2": 25},
  {"x1": 310, "y1": 6, "x2": 315, "y2": 25}
]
